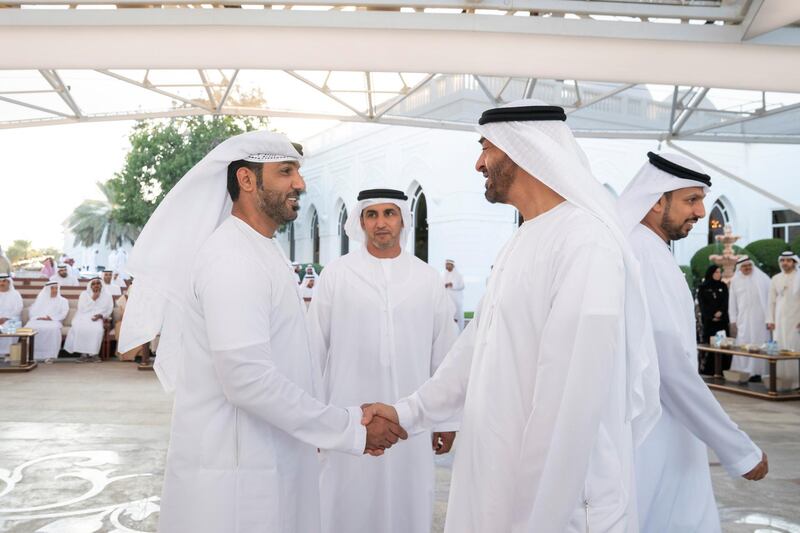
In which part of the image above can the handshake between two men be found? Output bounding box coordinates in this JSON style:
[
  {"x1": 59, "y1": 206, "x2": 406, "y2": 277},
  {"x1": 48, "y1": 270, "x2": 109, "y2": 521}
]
[{"x1": 359, "y1": 402, "x2": 457, "y2": 457}]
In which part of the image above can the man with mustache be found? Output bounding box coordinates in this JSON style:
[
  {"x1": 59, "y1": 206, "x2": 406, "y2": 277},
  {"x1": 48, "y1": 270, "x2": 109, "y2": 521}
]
[
  {"x1": 118, "y1": 131, "x2": 407, "y2": 533},
  {"x1": 767, "y1": 250, "x2": 800, "y2": 389},
  {"x1": 49, "y1": 263, "x2": 78, "y2": 286},
  {"x1": 307, "y1": 189, "x2": 458, "y2": 533},
  {"x1": 362, "y1": 100, "x2": 662, "y2": 532},
  {"x1": 617, "y1": 152, "x2": 768, "y2": 533}
]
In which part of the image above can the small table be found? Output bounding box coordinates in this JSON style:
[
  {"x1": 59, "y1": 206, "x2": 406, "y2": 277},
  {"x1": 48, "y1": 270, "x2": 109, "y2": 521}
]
[
  {"x1": 698, "y1": 344, "x2": 800, "y2": 401},
  {"x1": 0, "y1": 331, "x2": 38, "y2": 372}
]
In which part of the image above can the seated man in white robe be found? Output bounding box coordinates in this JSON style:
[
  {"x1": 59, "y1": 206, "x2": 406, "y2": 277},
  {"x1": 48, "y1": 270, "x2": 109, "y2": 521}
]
[
  {"x1": 729, "y1": 256, "x2": 770, "y2": 380},
  {"x1": 300, "y1": 276, "x2": 316, "y2": 309},
  {"x1": 64, "y1": 277, "x2": 113, "y2": 363},
  {"x1": 767, "y1": 251, "x2": 800, "y2": 389},
  {"x1": 101, "y1": 269, "x2": 122, "y2": 296},
  {"x1": 617, "y1": 151, "x2": 768, "y2": 533},
  {"x1": 308, "y1": 189, "x2": 459, "y2": 533},
  {"x1": 117, "y1": 131, "x2": 407, "y2": 533},
  {"x1": 443, "y1": 259, "x2": 465, "y2": 330},
  {"x1": 25, "y1": 281, "x2": 69, "y2": 363},
  {"x1": 362, "y1": 100, "x2": 662, "y2": 533},
  {"x1": 50, "y1": 264, "x2": 79, "y2": 286},
  {"x1": 0, "y1": 274, "x2": 23, "y2": 358}
]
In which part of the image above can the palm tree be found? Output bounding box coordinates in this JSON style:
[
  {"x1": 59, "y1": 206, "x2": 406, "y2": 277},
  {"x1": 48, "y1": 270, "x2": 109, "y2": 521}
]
[{"x1": 66, "y1": 182, "x2": 140, "y2": 250}]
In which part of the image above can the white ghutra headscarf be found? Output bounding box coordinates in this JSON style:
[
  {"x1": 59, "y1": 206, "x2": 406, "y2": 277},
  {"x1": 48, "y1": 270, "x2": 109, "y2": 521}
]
[
  {"x1": 119, "y1": 131, "x2": 303, "y2": 392},
  {"x1": 617, "y1": 151, "x2": 711, "y2": 236}
]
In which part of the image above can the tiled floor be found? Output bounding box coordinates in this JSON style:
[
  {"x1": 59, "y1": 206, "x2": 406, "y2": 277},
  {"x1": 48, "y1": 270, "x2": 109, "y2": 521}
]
[{"x1": 0, "y1": 362, "x2": 797, "y2": 532}]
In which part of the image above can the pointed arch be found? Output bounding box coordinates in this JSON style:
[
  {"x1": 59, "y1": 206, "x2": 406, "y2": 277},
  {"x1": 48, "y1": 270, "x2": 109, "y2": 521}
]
[
  {"x1": 309, "y1": 205, "x2": 320, "y2": 264},
  {"x1": 410, "y1": 183, "x2": 428, "y2": 263},
  {"x1": 708, "y1": 197, "x2": 731, "y2": 245},
  {"x1": 337, "y1": 201, "x2": 349, "y2": 256}
]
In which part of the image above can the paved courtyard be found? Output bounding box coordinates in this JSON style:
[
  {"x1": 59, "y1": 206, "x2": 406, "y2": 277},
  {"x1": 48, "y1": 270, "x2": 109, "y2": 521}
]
[{"x1": 0, "y1": 362, "x2": 798, "y2": 532}]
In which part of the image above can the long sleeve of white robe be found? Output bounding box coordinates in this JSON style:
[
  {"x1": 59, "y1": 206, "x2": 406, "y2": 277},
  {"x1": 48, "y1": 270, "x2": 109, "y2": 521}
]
[
  {"x1": 654, "y1": 327, "x2": 762, "y2": 475},
  {"x1": 211, "y1": 344, "x2": 365, "y2": 453},
  {"x1": 729, "y1": 281, "x2": 740, "y2": 327},
  {"x1": 199, "y1": 257, "x2": 365, "y2": 455},
  {"x1": 397, "y1": 213, "x2": 629, "y2": 532},
  {"x1": 767, "y1": 278, "x2": 777, "y2": 324},
  {"x1": 394, "y1": 315, "x2": 478, "y2": 431}
]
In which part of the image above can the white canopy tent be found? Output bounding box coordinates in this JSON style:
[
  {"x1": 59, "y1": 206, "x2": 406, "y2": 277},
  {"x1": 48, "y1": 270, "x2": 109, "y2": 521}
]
[{"x1": 1, "y1": 0, "x2": 798, "y2": 210}]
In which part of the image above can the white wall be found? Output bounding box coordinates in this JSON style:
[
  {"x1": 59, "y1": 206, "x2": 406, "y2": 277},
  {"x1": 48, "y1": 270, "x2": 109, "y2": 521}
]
[{"x1": 276, "y1": 122, "x2": 800, "y2": 311}]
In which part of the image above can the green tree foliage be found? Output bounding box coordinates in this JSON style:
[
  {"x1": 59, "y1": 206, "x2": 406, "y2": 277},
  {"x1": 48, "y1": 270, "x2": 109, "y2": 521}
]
[
  {"x1": 790, "y1": 234, "x2": 800, "y2": 256},
  {"x1": 66, "y1": 182, "x2": 140, "y2": 250},
  {"x1": 6, "y1": 240, "x2": 32, "y2": 263},
  {"x1": 689, "y1": 242, "x2": 746, "y2": 288},
  {"x1": 107, "y1": 115, "x2": 267, "y2": 229},
  {"x1": 744, "y1": 238, "x2": 790, "y2": 277}
]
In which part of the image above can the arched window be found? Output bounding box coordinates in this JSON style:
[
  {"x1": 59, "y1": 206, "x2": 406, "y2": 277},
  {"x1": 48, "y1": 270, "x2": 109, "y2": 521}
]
[
  {"x1": 708, "y1": 199, "x2": 730, "y2": 245},
  {"x1": 410, "y1": 185, "x2": 428, "y2": 263},
  {"x1": 310, "y1": 208, "x2": 320, "y2": 264},
  {"x1": 338, "y1": 204, "x2": 349, "y2": 256},
  {"x1": 288, "y1": 221, "x2": 296, "y2": 262}
]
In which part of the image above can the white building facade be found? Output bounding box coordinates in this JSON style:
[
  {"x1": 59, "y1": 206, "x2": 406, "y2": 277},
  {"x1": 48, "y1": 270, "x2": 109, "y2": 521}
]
[{"x1": 279, "y1": 122, "x2": 800, "y2": 314}]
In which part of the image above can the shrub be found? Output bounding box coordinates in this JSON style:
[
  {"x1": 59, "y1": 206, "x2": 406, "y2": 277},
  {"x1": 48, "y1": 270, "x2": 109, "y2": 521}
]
[
  {"x1": 744, "y1": 239, "x2": 790, "y2": 277},
  {"x1": 790, "y1": 234, "x2": 800, "y2": 257}
]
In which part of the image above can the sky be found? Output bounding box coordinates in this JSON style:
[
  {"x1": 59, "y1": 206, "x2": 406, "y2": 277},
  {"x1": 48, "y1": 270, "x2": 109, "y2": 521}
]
[{"x1": 0, "y1": 121, "x2": 133, "y2": 251}]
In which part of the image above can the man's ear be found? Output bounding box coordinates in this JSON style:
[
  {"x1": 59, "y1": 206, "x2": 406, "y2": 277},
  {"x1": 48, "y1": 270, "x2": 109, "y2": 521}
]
[
  {"x1": 360, "y1": 215, "x2": 366, "y2": 230},
  {"x1": 236, "y1": 167, "x2": 257, "y2": 193},
  {"x1": 650, "y1": 194, "x2": 668, "y2": 215}
]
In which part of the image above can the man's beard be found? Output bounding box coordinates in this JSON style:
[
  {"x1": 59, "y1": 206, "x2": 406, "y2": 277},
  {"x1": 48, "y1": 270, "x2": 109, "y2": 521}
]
[
  {"x1": 781, "y1": 263, "x2": 797, "y2": 273},
  {"x1": 660, "y1": 199, "x2": 698, "y2": 241},
  {"x1": 255, "y1": 178, "x2": 301, "y2": 225},
  {"x1": 484, "y1": 155, "x2": 516, "y2": 204}
]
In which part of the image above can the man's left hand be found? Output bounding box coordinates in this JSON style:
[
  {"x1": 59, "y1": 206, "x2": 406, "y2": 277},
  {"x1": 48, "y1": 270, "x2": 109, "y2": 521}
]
[{"x1": 432, "y1": 432, "x2": 456, "y2": 455}]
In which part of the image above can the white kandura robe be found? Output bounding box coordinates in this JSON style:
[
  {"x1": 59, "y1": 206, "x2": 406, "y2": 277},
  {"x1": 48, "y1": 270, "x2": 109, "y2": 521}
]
[
  {"x1": 443, "y1": 267, "x2": 465, "y2": 330},
  {"x1": 63, "y1": 291, "x2": 113, "y2": 355},
  {"x1": 394, "y1": 203, "x2": 635, "y2": 533},
  {"x1": 729, "y1": 269, "x2": 770, "y2": 376},
  {"x1": 630, "y1": 224, "x2": 762, "y2": 533},
  {"x1": 307, "y1": 247, "x2": 458, "y2": 533},
  {"x1": 300, "y1": 280, "x2": 315, "y2": 309},
  {"x1": 0, "y1": 289, "x2": 23, "y2": 355},
  {"x1": 767, "y1": 270, "x2": 800, "y2": 389},
  {"x1": 158, "y1": 216, "x2": 365, "y2": 533},
  {"x1": 102, "y1": 281, "x2": 122, "y2": 296},
  {"x1": 26, "y1": 295, "x2": 69, "y2": 360}
]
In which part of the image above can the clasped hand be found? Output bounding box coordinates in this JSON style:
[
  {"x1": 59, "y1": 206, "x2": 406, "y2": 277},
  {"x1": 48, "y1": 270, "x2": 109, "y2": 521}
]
[{"x1": 360, "y1": 403, "x2": 406, "y2": 456}]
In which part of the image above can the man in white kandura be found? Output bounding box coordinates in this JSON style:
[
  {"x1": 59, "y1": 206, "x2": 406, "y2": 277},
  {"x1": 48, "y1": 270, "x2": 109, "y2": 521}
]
[
  {"x1": 729, "y1": 256, "x2": 770, "y2": 379},
  {"x1": 307, "y1": 188, "x2": 459, "y2": 533},
  {"x1": 363, "y1": 100, "x2": 662, "y2": 533},
  {"x1": 300, "y1": 272, "x2": 316, "y2": 309},
  {"x1": 617, "y1": 151, "x2": 768, "y2": 533},
  {"x1": 102, "y1": 269, "x2": 123, "y2": 296},
  {"x1": 50, "y1": 264, "x2": 78, "y2": 286},
  {"x1": 767, "y1": 251, "x2": 800, "y2": 389},
  {"x1": 65, "y1": 277, "x2": 114, "y2": 363},
  {"x1": 118, "y1": 131, "x2": 406, "y2": 533},
  {"x1": 25, "y1": 281, "x2": 69, "y2": 363},
  {"x1": 443, "y1": 259, "x2": 465, "y2": 330},
  {"x1": 0, "y1": 274, "x2": 23, "y2": 358}
]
